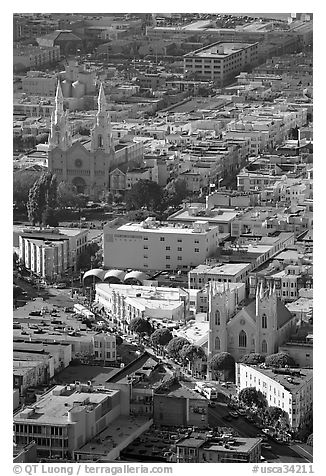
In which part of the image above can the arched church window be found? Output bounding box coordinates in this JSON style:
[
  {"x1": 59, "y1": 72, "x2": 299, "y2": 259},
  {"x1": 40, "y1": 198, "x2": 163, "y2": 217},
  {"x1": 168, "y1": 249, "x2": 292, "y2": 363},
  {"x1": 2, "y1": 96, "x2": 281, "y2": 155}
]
[
  {"x1": 239, "y1": 330, "x2": 247, "y2": 348},
  {"x1": 262, "y1": 314, "x2": 267, "y2": 329},
  {"x1": 262, "y1": 340, "x2": 267, "y2": 353},
  {"x1": 98, "y1": 135, "x2": 103, "y2": 148},
  {"x1": 215, "y1": 336, "x2": 220, "y2": 350},
  {"x1": 215, "y1": 310, "x2": 221, "y2": 326}
]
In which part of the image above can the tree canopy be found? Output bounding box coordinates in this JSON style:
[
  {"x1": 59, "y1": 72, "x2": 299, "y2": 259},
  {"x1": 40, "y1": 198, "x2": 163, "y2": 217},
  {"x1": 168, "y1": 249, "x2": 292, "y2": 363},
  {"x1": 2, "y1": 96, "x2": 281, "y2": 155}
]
[
  {"x1": 126, "y1": 179, "x2": 164, "y2": 211},
  {"x1": 266, "y1": 406, "x2": 287, "y2": 424},
  {"x1": 27, "y1": 172, "x2": 58, "y2": 225},
  {"x1": 164, "y1": 178, "x2": 189, "y2": 207},
  {"x1": 265, "y1": 352, "x2": 296, "y2": 368},
  {"x1": 150, "y1": 328, "x2": 173, "y2": 347},
  {"x1": 129, "y1": 317, "x2": 153, "y2": 336},
  {"x1": 239, "y1": 387, "x2": 267, "y2": 410},
  {"x1": 13, "y1": 170, "x2": 41, "y2": 211},
  {"x1": 179, "y1": 344, "x2": 206, "y2": 363},
  {"x1": 209, "y1": 352, "x2": 235, "y2": 371},
  {"x1": 166, "y1": 337, "x2": 190, "y2": 359},
  {"x1": 239, "y1": 353, "x2": 266, "y2": 365}
]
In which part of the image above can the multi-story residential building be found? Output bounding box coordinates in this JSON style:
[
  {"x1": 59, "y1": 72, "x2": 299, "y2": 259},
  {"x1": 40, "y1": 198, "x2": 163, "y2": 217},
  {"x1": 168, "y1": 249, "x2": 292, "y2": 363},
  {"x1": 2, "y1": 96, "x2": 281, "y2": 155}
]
[
  {"x1": 188, "y1": 263, "x2": 251, "y2": 288},
  {"x1": 13, "y1": 45, "x2": 60, "y2": 72},
  {"x1": 175, "y1": 435, "x2": 261, "y2": 463},
  {"x1": 93, "y1": 332, "x2": 116, "y2": 362},
  {"x1": 18, "y1": 227, "x2": 88, "y2": 280},
  {"x1": 236, "y1": 363, "x2": 313, "y2": 430},
  {"x1": 13, "y1": 384, "x2": 122, "y2": 459},
  {"x1": 103, "y1": 217, "x2": 222, "y2": 271},
  {"x1": 22, "y1": 71, "x2": 58, "y2": 97},
  {"x1": 184, "y1": 42, "x2": 259, "y2": 86}
]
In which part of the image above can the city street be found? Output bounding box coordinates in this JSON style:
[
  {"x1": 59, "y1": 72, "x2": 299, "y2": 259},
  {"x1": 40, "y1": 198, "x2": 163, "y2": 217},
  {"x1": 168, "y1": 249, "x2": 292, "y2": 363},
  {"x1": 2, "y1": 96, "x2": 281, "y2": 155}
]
[{"x1": 208, "y1": 404, "x2": 313, "y2": 463}]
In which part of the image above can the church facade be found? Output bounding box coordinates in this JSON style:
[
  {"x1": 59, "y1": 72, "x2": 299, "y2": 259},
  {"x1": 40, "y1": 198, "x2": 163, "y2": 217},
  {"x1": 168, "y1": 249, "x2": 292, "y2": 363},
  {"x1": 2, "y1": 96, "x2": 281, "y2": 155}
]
[
  {"x1": 47, "y1": 82, "x2": 143, "y2": 198},
  {"x1": 207, "y1": 281, "x2": 296, "y2": 368}
]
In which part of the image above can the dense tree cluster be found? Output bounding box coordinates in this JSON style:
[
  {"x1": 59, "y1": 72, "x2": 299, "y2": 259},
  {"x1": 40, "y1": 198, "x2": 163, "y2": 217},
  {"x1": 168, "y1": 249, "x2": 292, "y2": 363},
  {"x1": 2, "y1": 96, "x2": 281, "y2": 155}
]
[
  {"x1": 150, "y1": 328, "x2": 173, "y2": 347},
  {"x1": 239, "y1": 387, "x2": 268, "y2": 410},
  {"x1": 209, "y1": 352, "x2": 235, "y2": 371},
  {"x1": 179, "y1": 344, "x2": 206, "y2": 364},
  {"x1": 27, "y1": 172, "x2": 58, "y2": 225},
  {"x1": 166, "y1": 337, "x2": 190, "y2": 359},
  {"x1": 129, "y1": 317, "x2": 153, "y2": 336},
  {"x1": 239, "y1": 353, "x2": 266, "y2": 365},
  {"x1": 265, "y1": 352, "x2": 296, "y2": 368}
]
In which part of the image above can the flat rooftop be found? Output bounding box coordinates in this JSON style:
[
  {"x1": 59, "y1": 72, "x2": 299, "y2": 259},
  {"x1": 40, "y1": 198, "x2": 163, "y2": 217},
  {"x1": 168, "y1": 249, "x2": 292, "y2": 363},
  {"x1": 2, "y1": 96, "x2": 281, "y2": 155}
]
[
  {"x1": 110, "y1": 221, "x2": 218, "y2": 235},
  {"x1": 14, "y1": 385, "x2": 120, "y2": 425},
  {"x1": 190, "y1": 263, "x2": 251, "y2": 276},
  {"x1": 240, "y1": 365, "x2": 313, "y2": 393},
  {"x1": 76, "y1": 415, "x2": 152, "y2": 458},
  {"x1": 186, "y1": 42, "x2": 256, "y2": 58},
  {"x1": 168, "y1": 207, "x2": 238, "y2": 223},
  {"x1": 174, "y1": 321, "x2": 209, "y2": 347},
  {"x1": 155, "y1": 381, "x2": 207, "y2": 399}
]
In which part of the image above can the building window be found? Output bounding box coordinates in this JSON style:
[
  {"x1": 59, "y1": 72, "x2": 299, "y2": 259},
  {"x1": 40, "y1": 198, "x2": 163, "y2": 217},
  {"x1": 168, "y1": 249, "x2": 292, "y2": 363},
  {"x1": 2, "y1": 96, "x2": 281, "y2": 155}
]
[
  {"x1": 177, "y1": 247, "x2": 182, "y2": 251},
  {"x1": 160, "y1": 237, "x2": 165, "y2": 241},
  {"x1": 194, "y1": 248, "x2": 199, "y2": 252},
  {"x1": 166, "y1": 246, "x2": 171, "y2": 250},
  {"x1": 215, "y1": 310, "x2": 220, "y2": 326},
  {"x1": 215, "y1": 336, "x2": 220, "y2": 350},
  {"x1": 239, "y1": 330, "x2": 247, "y2": 348},
  {"x1": 166, "y1": 256, "x2": 170, "y2": 260},
  {"x1": 262, "y1": 314, "x2": 267, "y2": 329},
  {"x1": 261, "y1": 340, "x2": 267, "y2": 354}
]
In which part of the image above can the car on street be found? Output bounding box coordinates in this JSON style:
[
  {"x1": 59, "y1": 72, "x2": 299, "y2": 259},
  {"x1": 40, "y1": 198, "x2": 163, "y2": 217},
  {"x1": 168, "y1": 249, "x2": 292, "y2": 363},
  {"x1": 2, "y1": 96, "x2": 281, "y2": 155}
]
[
  {"x1": 29, "y1": 310, "x2": 42, "y2": 316},
  {"x1": 229, "y1": 411, "x2": 239, "y2": 418},
  {"x1": 262, "y1": 443, "x2": 272, "y2": 450}
]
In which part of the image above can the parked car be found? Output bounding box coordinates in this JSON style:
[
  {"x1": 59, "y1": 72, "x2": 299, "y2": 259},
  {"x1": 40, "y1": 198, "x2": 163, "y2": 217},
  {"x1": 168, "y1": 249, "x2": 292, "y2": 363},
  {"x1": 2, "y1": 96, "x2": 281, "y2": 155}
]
[
  {"x1": 262, "y1": 443, "x2": 272, "y2": 450},
  {"x1": 230, "y1": 411, "x2": 239, "y2": 418},
  {"x1": 29, "y1": 310, "x2": 42, "y2": 316}
]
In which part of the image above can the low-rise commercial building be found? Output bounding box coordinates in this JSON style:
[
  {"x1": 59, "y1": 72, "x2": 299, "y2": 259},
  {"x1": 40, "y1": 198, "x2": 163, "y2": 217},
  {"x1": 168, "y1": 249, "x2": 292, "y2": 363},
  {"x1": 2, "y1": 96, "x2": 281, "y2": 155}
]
[
  {"x1": 175, "y1": 435, "x2": 261, "y2": 463},
  {"x1": 95, "y1": 283, "x2": 189, "y2": 329},
  {"x1": 189, "y1": 263, "x2": 251, "y2": 288},
  {"x1": 13, "y1": 384, "x2": 122, "y2": 459},
  {"x1": 236, "y1": 363, "x2": 313, "y2": 430}
]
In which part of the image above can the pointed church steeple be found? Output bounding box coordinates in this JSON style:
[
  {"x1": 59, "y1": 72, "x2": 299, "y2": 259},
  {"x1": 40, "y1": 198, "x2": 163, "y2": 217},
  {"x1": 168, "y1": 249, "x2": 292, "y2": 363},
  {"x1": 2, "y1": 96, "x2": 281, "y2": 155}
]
[
  {"x1": 48, "y1": 79, "x2": 71, "y2": 151},
  {"x1": 91, "y1": 82, "x2": 113, "y2": 153}
]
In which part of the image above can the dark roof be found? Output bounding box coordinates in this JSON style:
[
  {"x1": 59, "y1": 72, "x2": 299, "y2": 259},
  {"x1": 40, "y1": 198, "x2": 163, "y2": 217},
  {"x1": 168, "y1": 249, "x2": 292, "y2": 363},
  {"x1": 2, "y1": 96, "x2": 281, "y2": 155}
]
[
  {"x1": 38, "y1": 30, "x2": 82, "y2": 43},
  {"x1": 244, "y1": 298, "x2": 293, "y2": 329}
]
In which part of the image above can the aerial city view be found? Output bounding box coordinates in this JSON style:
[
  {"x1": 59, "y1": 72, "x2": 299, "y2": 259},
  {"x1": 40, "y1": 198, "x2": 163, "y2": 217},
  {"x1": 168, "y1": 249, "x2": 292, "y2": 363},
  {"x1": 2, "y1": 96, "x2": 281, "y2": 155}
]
[{"x1": 13, "y1": 12, "x2": 313, "y2": 466}]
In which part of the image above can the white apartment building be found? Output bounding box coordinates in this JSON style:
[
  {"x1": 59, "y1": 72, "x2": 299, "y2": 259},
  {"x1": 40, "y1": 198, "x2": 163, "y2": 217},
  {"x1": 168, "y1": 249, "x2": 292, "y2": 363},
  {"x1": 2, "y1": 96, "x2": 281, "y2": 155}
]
[
  {"x1": 95, "y1": 283, "x2": 188, "y2": 328},
  {"x1": 19, "y1": 227, "x2": 88, "y2": 280},
  {"x1": 236, "y1": 363, "x2": 313, "y2": 430},
  {"x1": 188, "y1": 263, "x2": 251, "y2": 289},
  {"x1": 103, "y1": 217, "x2": 221, "y2": 271},
  {"x1": 93, "y1": 332, "x2": 116, "y2": 362}
]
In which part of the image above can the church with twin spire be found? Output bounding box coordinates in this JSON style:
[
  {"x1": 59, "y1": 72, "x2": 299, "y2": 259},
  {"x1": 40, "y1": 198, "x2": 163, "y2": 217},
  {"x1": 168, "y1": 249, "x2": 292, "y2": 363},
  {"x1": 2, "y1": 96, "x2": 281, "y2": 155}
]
[
  {"x1": 47, "y1": 81, "x2": 143, "y2": 198},
  {"x1": 207, "y1": 281, "x2": 296, "y2": 365}
]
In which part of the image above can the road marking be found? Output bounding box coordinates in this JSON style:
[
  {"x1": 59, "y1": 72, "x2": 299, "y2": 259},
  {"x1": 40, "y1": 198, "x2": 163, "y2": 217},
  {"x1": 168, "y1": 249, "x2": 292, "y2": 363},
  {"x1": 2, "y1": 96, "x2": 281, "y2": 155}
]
[{"x1": 296, "y1": 445, "x2": 313, "y2": 459}]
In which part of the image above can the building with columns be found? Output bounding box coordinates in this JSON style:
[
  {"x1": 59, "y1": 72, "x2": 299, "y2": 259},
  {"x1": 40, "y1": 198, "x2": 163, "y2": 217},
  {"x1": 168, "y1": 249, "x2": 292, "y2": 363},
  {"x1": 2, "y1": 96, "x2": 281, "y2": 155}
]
[
  {"x1": 47, "y1": 82, "x2": 143, "y2": 198},
  {"x1": 207, "y1": 281, "x2": 296, "y2": 367}
]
